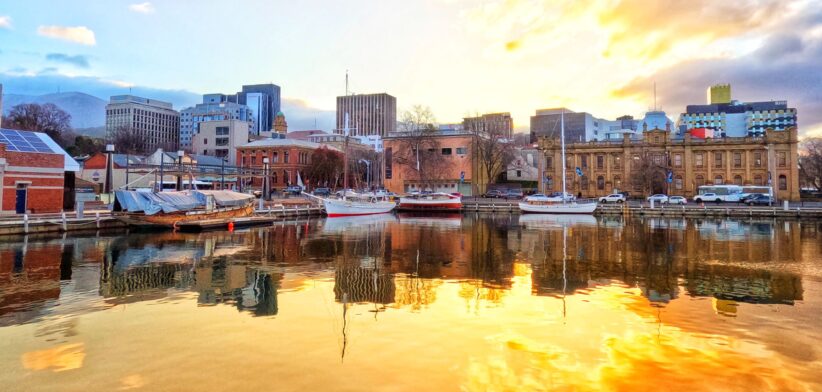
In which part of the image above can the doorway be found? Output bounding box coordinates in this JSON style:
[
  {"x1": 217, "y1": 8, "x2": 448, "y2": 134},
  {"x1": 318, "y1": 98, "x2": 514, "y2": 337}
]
[{"x1": 15, "y1": 183, "x2": 28, "y2": 214}]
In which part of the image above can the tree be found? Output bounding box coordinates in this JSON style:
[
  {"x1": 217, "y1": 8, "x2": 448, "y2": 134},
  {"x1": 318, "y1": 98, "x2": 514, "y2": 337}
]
[
  {"x1": 306, "y1": 146, "x2": 344, "y2": 188},
  {"x1": 630, "y1": 153, "x2": 667, "y2": 195},
  {"x1": 63, "y1": 132, "x2": 105, "y2": 156},
  {"x1": 2, "y1": 103, "x2": 72, "y2": 145},
  {"x1": 393, "y1": 105, "x2": 449, "y2": 189},
  {"x1": 466, "y1": 112, "x2": 516, "y2": 188},
  {"x1": 109, "y1": 125, "x2": 147, "y2": 155},
  {"x1": 799, "y1": 138, "x2": 822, "y2": 192}
]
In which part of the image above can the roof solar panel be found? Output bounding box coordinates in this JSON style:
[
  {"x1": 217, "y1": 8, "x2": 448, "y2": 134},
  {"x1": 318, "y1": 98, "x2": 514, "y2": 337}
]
[{"x1": 0, "y1": 129, "x2": 58, "y2": 154}]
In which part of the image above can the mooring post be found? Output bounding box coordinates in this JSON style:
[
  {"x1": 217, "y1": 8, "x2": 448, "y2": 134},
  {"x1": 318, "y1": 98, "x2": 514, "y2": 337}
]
[
  {"x1": 23, "y1": 214, "x2": 29, "y2": 234},
  {"x1": 61, "y1": 212, "x2": 67, "y2": 232},
  {"x1": 96, "y1": 212, "x2": 101, "y2": 229}
]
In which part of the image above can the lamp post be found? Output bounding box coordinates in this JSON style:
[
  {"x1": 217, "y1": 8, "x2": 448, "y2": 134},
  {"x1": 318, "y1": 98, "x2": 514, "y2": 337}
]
[
  {"x1": 104, "y1": 144, "x2": 114, "y2": 202},
  {"x1": 221, "y1": 157, "x2": 226, "y2": 190},
  {"x1": 263, "y1": 157, "x2": 270, "y2": 200},
  {"x1": 177, "y1": 150, "x2": 185, "y2": 191}
]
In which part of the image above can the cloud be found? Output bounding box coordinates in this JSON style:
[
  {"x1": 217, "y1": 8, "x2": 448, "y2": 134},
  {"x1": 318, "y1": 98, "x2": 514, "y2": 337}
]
[
  {"x1": 128, "y1": 2, "x2": 155, "y2": 14},
  {"x1": 0, "y1": 15, "x2": 11, "y2": 29},
  {"x1": 45, "y1": 53, "x2": 91, "y2": 68},
  {"x1": 37, "y1": 25, "x2": 96, "y2": 46},
  {"x1": 281, "y1": 98, "x2": 336, "y2": 131}
]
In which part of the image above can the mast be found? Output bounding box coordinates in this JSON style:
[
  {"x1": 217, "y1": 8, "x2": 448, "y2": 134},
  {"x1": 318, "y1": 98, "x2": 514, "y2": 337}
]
[
  {"x1": 342, "y1": 113, "x2": 350, "y2": 201},
  {"x1": 560, "y1": 109, "x2": 567, "y2": 204}
]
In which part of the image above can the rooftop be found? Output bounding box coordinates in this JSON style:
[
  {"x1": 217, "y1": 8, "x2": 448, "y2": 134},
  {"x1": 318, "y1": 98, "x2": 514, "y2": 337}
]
[
  {"x1": 238, "y1": 138, "x2": 342, "y2": 152},
  {"x1": 0, "y1": 128, "x2": 80, "y2": 171}
]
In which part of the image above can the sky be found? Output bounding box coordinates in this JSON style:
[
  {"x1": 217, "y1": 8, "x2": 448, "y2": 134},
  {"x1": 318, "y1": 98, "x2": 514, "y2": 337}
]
[{"x1": 1, "y1": 0, "x2": 821, "y2": 136}]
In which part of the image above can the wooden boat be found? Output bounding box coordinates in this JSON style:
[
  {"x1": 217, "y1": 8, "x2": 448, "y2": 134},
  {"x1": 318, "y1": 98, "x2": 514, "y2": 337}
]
[
  {"x1": 397, "y1": 193, "x2": 461, "y2": 211},
  {"x1": 113, "y1": 190, "x2": 255, "y2": 228}
]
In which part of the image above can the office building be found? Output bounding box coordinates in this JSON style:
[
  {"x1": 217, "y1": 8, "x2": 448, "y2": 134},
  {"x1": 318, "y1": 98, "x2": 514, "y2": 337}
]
[
  {"x1": 180, "y1": 95, "x2": 254, "y2": 148},
  {"x1": 106, "y1": 95, "x2": 180, "y2": 151},
  {"x1": 236, "y1": 84, "x2": 281, "y2": 134},
  {"x1": 463, "y1": 112, "x2": 514, "y2": 139},
  {"x1": 336, "y1": 93, "x2": 397, "y2": 137},
  {"x1": 679, "y1": 86, "x2": 797, "y2": 138},
  {"x1": 191, "y1": 119, "x2": 250, "y2": 166},
  {"x1": 530, "y1": 108, "x2": 599, "y2": 143},
  {"x1": 708, "y1": 84, "x2": 732, "y2": 104}
]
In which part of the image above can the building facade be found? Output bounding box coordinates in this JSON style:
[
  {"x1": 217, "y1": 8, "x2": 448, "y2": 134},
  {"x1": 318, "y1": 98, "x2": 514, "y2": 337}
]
[
  {"x1": 537, "y1": 127, "x2": 801, "y2": 201},
  {"x1": 236, "y1": 139, "x2": 341, "y2": 190},
  {"x1": 336, "y1": 93, "x2": 397, "y2": 137},
  {"x1": 191, "y1": 120, "x2": 249, "y2": 166},
  {"x1": 236, "y1": 84, "x2": 281, "y2": 134},
  {"x1": 180, "y1": 96, "x2": 254, "y2": 148},
  {"x1": 463, "y1": 112, "x2": 514, "y2": 139},
  {"x1": 106, "y1": 95, "x2": 180, "y2": 152}
]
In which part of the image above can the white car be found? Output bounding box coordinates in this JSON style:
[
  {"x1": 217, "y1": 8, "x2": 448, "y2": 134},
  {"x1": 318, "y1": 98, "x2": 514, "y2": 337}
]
[
  {"x1": 693, "y1": 193, "x2": 722, "y2": 203},
  {"x1": 598, "y1": 193, "x2": 626, "y2": 203},
  {"x1": 668, "y1": 196, "x2": 687, "y2": 205},
  {"x1": 646, "y1": 194, "x2": 669, "y2": 204}
]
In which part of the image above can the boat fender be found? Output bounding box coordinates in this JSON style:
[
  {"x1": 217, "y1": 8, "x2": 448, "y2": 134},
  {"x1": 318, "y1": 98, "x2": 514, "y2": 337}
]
[
  {"x1": 228, "y1": 221, "x2": 235, "y2": 231},
  {"x1": 172, "y1": 221, "x2": 180, "y2": 231}
]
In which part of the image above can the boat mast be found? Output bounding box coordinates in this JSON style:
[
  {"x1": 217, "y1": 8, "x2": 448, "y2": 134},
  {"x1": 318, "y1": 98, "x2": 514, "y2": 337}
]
[
  {"x1": 560, "y1": 109, "x2": 567, "y2": 204},
  {"x1": 342, "y1": 113, "x2": 350, "y2": 201}
]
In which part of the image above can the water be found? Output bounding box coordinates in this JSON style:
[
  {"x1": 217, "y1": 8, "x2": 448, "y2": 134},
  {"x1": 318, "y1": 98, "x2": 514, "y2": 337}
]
[{"x1": 1, "y1": 214, "x2": 821, "y2": 391}]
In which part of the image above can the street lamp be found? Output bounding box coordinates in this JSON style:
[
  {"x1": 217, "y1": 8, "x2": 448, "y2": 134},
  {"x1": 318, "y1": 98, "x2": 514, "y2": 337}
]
[
  {"x1": 221, "y1": 157, "x2": 226, "y2": 190},
  {"x1": 177, "y1": 150, "x2": 185, "y2": 191},
  {"x1": 104, "y1": 144, "x2": 115, "y2": 201},
  {"x1": 263, "y1": 157, "x2": 270, "y2": 200}
]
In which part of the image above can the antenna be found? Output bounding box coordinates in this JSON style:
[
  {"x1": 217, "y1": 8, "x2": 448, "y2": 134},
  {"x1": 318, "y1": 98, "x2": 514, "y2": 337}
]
[{"x1": 345, "y1": 70, "x2": 349, "y2": 96}]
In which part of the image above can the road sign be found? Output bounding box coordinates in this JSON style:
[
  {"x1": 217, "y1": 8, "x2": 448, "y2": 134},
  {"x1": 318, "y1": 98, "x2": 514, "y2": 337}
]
[
  {"x1": 575, "y1": 167, "x2": 583, "y2": 177},
  {"x1": 666, "y1": 171, "x2": 673, "y2": 183}
]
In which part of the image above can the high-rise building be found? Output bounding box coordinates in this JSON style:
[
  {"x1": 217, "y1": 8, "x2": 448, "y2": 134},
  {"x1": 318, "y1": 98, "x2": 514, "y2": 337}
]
[
  {"x1": 105, "y1": 95, "x2": 180, "y2": 151},
  {"x1": 530, "y1": 108, "x2": 594, "y2": 143},
  {"x1": 463, "y1": 112, "x2": 513, "y2": 138},
  {"x1": 336, "y1": 93, "x2": 397, "y2": 137},
  {"x1": 180, "y1": 95, "x2": 255, "y2": 148},
  {"x1": 236, "y1": 84, "x2": 281, "y2": 134},
  {"x1": 679, "y1": 85, "x2": 797, "y2": 138},
  {"x1": 708, "y1": 84, "x2": 732, "y2": 104}
]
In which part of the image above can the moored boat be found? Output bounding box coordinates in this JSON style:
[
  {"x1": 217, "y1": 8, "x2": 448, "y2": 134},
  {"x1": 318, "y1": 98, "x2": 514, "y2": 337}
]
[
  {"x1": 518, "y1": 194, "x2": 597, "y2": 214},
  {"x1": 397, "y1": 193, "x2": 461, "y2": 212},
  {"x1": 322, "y1": 196, "x2": 396, "y2": 217},
  {"x1": 113, "y1": 190, "x2": 255, "y2": 228}
]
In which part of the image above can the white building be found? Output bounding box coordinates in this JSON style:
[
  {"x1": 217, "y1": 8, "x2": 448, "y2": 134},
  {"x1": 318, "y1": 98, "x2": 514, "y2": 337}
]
[
  {"x1": 190, "y1": 119, "x2": 250, "y2": 166},
  {"x1": 105, "y1": 95, "x2": 180, "y2": 151}
]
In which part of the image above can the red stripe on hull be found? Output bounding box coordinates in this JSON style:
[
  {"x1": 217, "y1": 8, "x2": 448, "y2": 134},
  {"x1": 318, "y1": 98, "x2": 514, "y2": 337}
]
[{"x1": 327, "y1": 212, "x2": 392, "y2": 218}]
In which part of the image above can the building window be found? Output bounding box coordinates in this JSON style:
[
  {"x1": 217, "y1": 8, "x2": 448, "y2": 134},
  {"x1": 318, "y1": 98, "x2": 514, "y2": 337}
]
[
  {"x1": 581, "y1": 155, "x2": 588, "y2": 168},
  {"x1": 516, "y1": 170, "x2": 521, "y2": 177},
  {"x1": 714, "y1": 152, "x2": 723, "y2": 168},
  {"x1": 581, "y1": 176, "x2": 589, "y2": 190},
  {"x1": 204, "y1": 138, "x2": 208, "y2": 145},
  {"x1": 695, "y1": 153, "x2": 703, "y2": 168},
  {"x1": 674, "y1": 154, "x2": 682, "y2": 168},
  {"x1": 734, "y1": 175, "x2": 743, "y2": 185},
  {"x1": 675, "y1": 175, "x2": 683, "y2": 190},
  {"x1": 546, "y1": 176, "x2": 553, "y2": 190},
  {"x1": 733, "y1": 152, "x2": 742, "y2": 168},
  {"x1": 754, "y1": 174, "x2": 763, "y2": 185},
  {"x1": 696, "y1": 175, "x2": 705, "y2": 187},
  {"x1": 614, "y1": 176, "x2": 621, "y2": 189},
  {"x1": 779, "y1": 174, "x2": 787, "y2": 190},
  {"x1": 754, "y1": 152, "x2": 762, "y2": 167},
  {"x1": 272, "y1": 172, "x2": 278, "y2": 184},
  {"x1": 546, "y1": 156, "x2": 553, "y2": 169},
  {"x1": 596, "y1": 155, "x2": 604, "y2": 170},
  {"x1": 566, "y1": 155, "x2": 574, "y2": 168},
  {"x1": 442, "y1": 148, "x2": 452, "y2": 155},
  {"x1": 456, "y1": 147, "x2": 467, "y2": 155},
  {"x1": 778, "y1": 152, "x2": 787, "y2": 167},
  {"x1": 597, "y1": 175, "x2": 605, "y2": 190},
  {"x1": 284, "y1": 151, "x2": 290, "y2": 163},
  {"x1": 251, "y1": 156, "x2": 257, "y2": 165},
  {"x1": 714, "y1": 174, "x2": 723, "y2": 185},
  {"x1": 272, "y1": 152, "x2": 279, "y2": 163}
]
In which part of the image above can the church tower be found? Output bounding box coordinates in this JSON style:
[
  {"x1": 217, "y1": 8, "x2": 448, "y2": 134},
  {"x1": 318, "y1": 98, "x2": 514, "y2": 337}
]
[{"x1": 273, "y1": 111, "x2": 288, "y2": 134}]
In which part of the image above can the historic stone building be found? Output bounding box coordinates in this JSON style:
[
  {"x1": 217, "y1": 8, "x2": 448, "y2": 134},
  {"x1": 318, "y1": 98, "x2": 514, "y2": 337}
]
[{"x1": 536, "y1": 127, "x2": 800, "y2": 201}]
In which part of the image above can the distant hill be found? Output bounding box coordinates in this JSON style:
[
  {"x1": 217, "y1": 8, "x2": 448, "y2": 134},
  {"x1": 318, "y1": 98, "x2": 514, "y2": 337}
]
[{"x1": 2, "y1": 92, "x2": 106, "y2": 130}]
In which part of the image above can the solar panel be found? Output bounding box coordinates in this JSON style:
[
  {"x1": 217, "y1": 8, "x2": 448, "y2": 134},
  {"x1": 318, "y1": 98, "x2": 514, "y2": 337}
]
[{"x1": 0, "y1": 129, "x2": 57, "y2": 153}]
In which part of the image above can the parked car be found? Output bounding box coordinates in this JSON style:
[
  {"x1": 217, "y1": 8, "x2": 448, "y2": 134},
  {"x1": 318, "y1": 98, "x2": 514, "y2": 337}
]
[
  {"x1": 599, "y1": 193, "x2": 626, "y2": 203},
  {"x1": 313, "y1": 187, "x2": 331, "y2": 197},
  {"x1": 693, "y1": 193, "x2": 722, "y2": 203},
  {"x1": 646, "y1": 194, "x2": 669, "y2": 204},
  {"x1": 668, "y1": 196, "x2": 687, "y2": 205},
  {"x1": 484, "y1": 190, "x2": 505, "y2": 198},
  {"x1": 504, "y1": 189, "x2": 524, "y2": 199},
  {"x1": 745, "y1": 194, "x2": 775, "y2": 206},
  {"x1": 285, "y1": 186, "x2": 303, "y2": 195}
]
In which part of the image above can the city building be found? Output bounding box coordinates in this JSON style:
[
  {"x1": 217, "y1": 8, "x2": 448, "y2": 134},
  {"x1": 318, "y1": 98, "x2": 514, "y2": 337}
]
[
  {"x1": 536, "y1": 126, "x2": 800, "y2": 201},
  {"x1": 236, "y1": 84, "x2": 281, "y2": 134},
  {"x1": 679, "y1": 85, "x2": 798, "y2": 138},
  {"x1": 505, "y1": 147, "x2": 539, "y2": 185},
  {"x1": 530, "y1": 108, "x2": 598, "y2": 143},
  {"x1": 79, "y1": 153, "x2": 145, "y2": 192},
  {"x1": 463, "y1": 112, "x2": 514, "y2": 139},
  {"x1": 0, "y1": 128, "x2": 80, "y2": 213},
  {"x1": 354, "y1": 135, "x2": 384, "y2": 153},
  {"x1": 180, "y1": 95, "x2": 254, "y2": 148},
  {"x1": 273, "y1": 111, "x2": 287, "y2": 134},
  {"x1": 191, "y1": 119, "x2": 249, "y2": 165},
  {"x1": 336, "y1": 93, "x2": 397, "y2": 137},
  {"x1": 383, "y1": 129, "x2": 484, "y2": 195},
  {"x1": 236, "y1": 139, "x2": 341, "y2": 190},
  {"x1": 105, "y1": 95, "x2": 181, "y2": 152}
]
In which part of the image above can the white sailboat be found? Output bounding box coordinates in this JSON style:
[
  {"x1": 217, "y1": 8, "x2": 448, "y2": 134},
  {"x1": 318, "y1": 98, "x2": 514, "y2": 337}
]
[{"x1": 519, "y1": 110, "x2": 597, "y2": 214}]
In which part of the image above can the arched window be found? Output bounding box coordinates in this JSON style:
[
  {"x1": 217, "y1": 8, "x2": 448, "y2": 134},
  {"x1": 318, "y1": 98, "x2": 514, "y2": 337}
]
[
  {"x1": 581, "y1": 176, "x2": 589, "y2": 190},
  {"x1": 696, "y1": 175, "x2": 705, "y2": 187},
  {"x1": 754, "y1": 174, "x2": 763, "y2": 186},
  {"x1": 714, "y1": 175, "x2": 723, "y2": 185},
  {"x1": 614, "y1": 176, "x2": 622, "y2": 189},
  {"x1": 779, "y1": 174, "x2": 787, "y2": 190},
  {"x1": 271, "y1": 171, "x2": 278, "y2": 185},
  {"x1": 597, "y1": 176, "x2": 605, "y2": 190},
  {"x1": 733, "y1": 175, "x2": 743, "y2": 185},
  {"x1": 675, "y1": 175, "x2": 683, "y2": 190}
]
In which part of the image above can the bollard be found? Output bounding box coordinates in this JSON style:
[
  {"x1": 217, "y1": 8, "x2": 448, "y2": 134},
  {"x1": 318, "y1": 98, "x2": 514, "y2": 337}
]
[
  {"x1": 23, "y1": 214, "x2": 29, "y2": 234},
  {"x1": 95, "y1": 212, "x2": 101, "y2": 229},
  {"x1": 650, "y1": 199, "x2": 655, "y2": 209},
  {"x1": 61, "y1": 212, "x2": 67, "y2": 232},
  {"x1": 783, "y1": 200, "x2": 789, "y2": 211}
]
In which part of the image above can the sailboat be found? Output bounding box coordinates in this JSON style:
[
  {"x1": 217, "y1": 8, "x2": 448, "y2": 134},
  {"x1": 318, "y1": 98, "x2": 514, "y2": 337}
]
[
  {"x1": 318, "y1": 111, "x2": 395, "y2": 218},
  {"x1": 519, "y1": 110, "x2": 597, "y2": 214}
]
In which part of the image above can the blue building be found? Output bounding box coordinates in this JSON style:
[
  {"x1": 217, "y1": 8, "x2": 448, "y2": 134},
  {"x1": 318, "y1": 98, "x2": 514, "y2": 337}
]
[{"x1": 180, "y1": 95, "x2": 254, "y2": 148}]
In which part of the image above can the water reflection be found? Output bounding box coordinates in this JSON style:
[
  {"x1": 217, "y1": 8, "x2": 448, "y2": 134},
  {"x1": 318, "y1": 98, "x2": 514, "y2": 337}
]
[{"x1": 0, "y1": 216, "x2": 820, "y2": 390}]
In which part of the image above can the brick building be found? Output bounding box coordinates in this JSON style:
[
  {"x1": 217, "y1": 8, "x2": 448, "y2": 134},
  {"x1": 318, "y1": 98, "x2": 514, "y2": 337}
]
[
  {"x1": 536, "y1": 127, "x2": 800, "y2": 201},
  {"x1": 236, "y1": 138, "x2": 341, "y2": 190}
]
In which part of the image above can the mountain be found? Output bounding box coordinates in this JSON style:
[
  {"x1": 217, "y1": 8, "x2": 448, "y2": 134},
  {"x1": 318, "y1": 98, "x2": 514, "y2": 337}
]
[{"x1": 2, "y1": 92, "x2": 107, "y2": 130}]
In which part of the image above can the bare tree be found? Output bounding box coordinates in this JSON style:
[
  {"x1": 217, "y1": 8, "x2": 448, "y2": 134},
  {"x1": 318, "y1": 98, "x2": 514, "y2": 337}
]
[
  {"x1": 799, "y1": 138, "x2": 822, "y2": 192},
  {"x1": 2, "y1": 103, "x2": 72, "y2": 145},
  {"x1": 109, "y1": 125, "x2": 147, "y2": 155},
  {"x1": 466, "y1": 112, "x2": 515, "y2": 187},
  {"x1": 630, "y1": 153, "x2": 667, "y2": 195},
  {"x1": 306, "y1": 146, "x2": 344, "y2": 188},
  {"x1": 393, "y1": 105, "x2": 449, "y2": 189}
]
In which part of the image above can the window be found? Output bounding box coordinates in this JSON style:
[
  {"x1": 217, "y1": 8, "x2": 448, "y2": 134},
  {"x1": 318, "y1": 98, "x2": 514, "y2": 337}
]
[
  {"x1": 566, "y1": 155, "x2": 574, "y2": 168},
  {"x1": 779, "y1": 174, "x2": 787, "y2": 190},
  {"x1": 696, "y1": 175, "x2": 705, "y2": 187},
  {"x1": 675, "y1": 175, "x2": 683, "y2": 190},
  {"x1": 216, "y1": 137, "x2": 229, "y2": 146},
  {"x1": 733, "y1": 152, "x2": 742, "y2": 168},
  {"x1": 204, "y1": 138, "x2": 208, "y2": 145},
  {"x1": 546, "y1": 176, "x2": 553, "y2": 190},
  {"x1": 284, "y1": 151, "x2": 290, "y2": 163},
  {"x1": 632, "y1": 154, "x2": 640, "y2": 169},
  {"x1": 546, "y1": 156, "x2": 553, "y2": 169},
  {"x1": 754, "y1": 152, "x2": 762, "y2": 167},
  {"x1": 734, "y1": 175, "x2": 743, "y2": 185},
  {"x1": 614, "y1": 176, "x2": 621, "y2": 189},
  {"x1": 581, "y1": 176, "x2": 589, "y2": 190},
  {"x1": 272, "y1": 151, "x2": 279, "y2": 163},
  {"x1": 695, "y1": 153, "x2": 704, "y2": 168},
  {"x1": 714, "y1": 152, "x2": 723, "y2": 168},
  {"x1": 216, "y1": 126, "x2": 229, "y2": 136},
  {"x1": 613, "y1": 155, "x2": 622, "y2": 169},
  {"x1": 251, "y1": 156, "x2": 257, "y2": 165},
  {"x1": 581, "y1": 155, "x2": 588, "y2": 168},
  {"x1": 596, "y1": 155, "x2": 604, "y2": 170},
  {"x1": 778, "y1": 152, "x2": 787, "y2": 167},
  {"x1": 714, "y1": 174, "x2": 723, "y2": 185},
  {"x1": 674, "y1": 154, "x2": 682, "y2": 168},
  {"x1": 654, "y1": 136, "x2": 660, "y2": 143},
  {"x1": 442, "y1": 148, "x2": 452, "y2": 155},
  {"x1": 516, "y1": 170, "x2": 522, "y2": 177},
  {"x1": 283, "y1": 170, "x2": 289, "y2": 184},
  {"x1": 597, "y1": 176, "x2": 605, "y2": 190},
  {"x1": 456, "y1": 147, "x2": 467, "y2": 155},
  {"x1": 272, "y1": 172, "x2": 278, "y2": 184}
]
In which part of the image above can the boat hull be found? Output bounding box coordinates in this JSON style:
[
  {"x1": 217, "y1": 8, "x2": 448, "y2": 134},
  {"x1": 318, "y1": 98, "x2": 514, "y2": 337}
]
[
  {"x1": 114, "y1": 205, "x2": 254, "y2": 228},
  {"x1": 323, "y1": 199, "x2": 396, "y2": 217},
  {"x1": 518, "y1": 202, "x2": 597, "y2": 214},
  {"x1": 397, "y1": 197, "x2": 462, "y2": 212}
]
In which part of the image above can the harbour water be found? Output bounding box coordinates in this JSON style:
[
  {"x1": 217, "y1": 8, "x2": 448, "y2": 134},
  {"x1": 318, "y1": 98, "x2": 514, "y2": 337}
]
[{"x1": 1, "y1": 214, "x2": 821, "y2": 391}]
